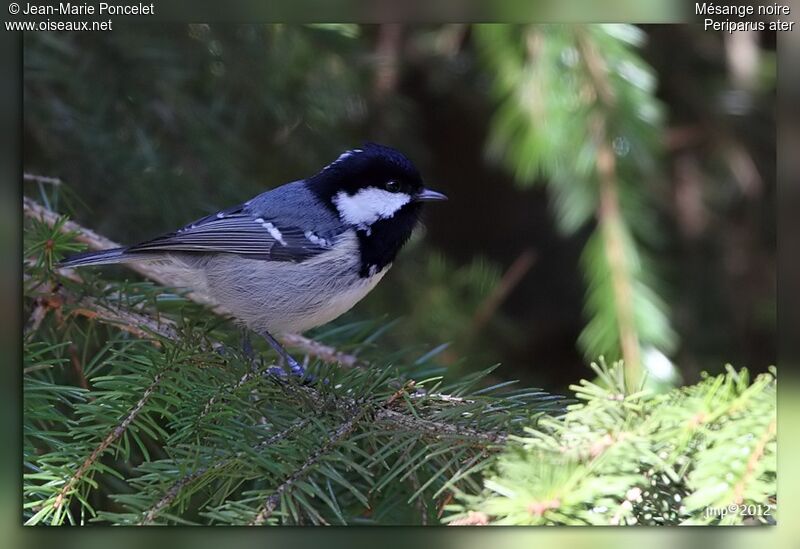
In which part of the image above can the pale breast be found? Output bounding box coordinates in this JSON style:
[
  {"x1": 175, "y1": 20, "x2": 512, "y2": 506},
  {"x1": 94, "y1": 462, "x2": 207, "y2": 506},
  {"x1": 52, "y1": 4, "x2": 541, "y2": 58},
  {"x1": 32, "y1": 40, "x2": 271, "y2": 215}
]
[
  {"x1": 197, "y1": 231, "x2": 389, "y2": 334},
  {"x1": 285, "y1": 267, "x2": 387, "y2": 333}
]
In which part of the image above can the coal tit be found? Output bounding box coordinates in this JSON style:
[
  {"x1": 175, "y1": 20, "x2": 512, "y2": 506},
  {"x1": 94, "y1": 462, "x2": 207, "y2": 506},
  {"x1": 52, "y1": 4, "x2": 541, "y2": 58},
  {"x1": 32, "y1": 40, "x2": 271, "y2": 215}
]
[{"x1": 60, "y1": 143, "x2": 447, "y2": 375}]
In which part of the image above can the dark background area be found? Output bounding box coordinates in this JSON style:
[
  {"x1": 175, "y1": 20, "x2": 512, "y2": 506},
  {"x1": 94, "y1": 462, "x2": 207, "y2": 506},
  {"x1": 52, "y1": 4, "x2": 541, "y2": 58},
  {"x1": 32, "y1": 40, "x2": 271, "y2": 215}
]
[{"x1": 22, "y1": 24, "x2": 776, "y2": 393}]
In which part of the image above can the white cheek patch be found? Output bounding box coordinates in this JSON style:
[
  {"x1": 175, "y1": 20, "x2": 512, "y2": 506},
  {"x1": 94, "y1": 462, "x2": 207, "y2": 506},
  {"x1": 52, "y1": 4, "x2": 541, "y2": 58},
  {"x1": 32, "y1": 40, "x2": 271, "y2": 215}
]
[{"x1": 333, "y1": 188, "x2": 412, "y2": 229}]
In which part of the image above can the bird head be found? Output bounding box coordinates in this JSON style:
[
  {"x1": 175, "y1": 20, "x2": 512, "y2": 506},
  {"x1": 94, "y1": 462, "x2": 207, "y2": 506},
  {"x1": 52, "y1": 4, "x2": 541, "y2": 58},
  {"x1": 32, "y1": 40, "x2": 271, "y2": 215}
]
[{"x1": 309, "y1": 143, "x2": 447, "y2": 231}]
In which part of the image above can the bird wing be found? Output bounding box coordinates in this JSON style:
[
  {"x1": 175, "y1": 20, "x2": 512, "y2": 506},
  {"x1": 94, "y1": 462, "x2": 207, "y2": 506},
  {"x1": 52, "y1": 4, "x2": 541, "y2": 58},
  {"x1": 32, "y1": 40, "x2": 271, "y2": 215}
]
[{"x1": 126, "y1": 204, "x2": 339, "y2": 262}]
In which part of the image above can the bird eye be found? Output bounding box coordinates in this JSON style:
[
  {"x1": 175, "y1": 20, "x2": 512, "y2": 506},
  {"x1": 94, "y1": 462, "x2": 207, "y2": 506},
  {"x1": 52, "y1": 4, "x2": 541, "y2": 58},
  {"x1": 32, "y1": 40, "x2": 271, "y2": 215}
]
[{"x1": 384, "y1": 180, "x2": 400, "y2": 193}]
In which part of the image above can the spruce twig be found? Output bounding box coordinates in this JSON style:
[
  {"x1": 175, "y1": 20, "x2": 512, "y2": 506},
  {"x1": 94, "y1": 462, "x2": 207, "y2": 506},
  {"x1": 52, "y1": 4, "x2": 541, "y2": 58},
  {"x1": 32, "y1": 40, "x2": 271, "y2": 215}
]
[
  {"x1": 280, "y1": 333, "x2": 364, "y2": 369},
  {"x1": 375, "y1": 408, "x2": 506, "y2": 446},
  {"x1": 576, "y1": 30, "x2": 642, "y2": 392},
  {"x1": 24, "y1": 196, "x2": 222, "y2": 312},
  {"x1": 733, "y1": 418, "x2": 777, "y2": 505},
  {"x1": 140, "y1": 419, "x2": 312, "y2": 525},
  {"x1": 52, "y1": 369, "x2": 169, "y2": 515},
  {"x1": 249, "y1": 414, "x2": 361, "y2": 525}
]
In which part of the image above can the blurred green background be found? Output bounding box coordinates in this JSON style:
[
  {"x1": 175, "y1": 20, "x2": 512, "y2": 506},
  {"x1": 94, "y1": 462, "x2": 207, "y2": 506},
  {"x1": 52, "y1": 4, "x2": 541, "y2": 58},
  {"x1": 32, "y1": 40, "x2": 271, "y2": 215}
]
[{"x1": 23, "y1": 24, "x2": 775, "y2": 393}]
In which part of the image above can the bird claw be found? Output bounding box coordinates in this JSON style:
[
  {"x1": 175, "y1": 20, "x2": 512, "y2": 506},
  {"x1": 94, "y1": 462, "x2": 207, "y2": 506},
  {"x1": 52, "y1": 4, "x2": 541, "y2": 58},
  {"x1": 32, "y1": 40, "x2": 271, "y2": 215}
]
[{"x1": 265, "y1": 364, "x2": 316, "y2": 385}]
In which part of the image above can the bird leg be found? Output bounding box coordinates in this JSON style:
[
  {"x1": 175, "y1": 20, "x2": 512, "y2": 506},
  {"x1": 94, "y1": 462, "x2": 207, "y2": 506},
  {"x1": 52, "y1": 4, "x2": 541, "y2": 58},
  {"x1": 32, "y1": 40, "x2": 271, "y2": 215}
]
[
  {"x1": 259, "y1": 329, "x2": 306, "y2": 378},
  {"x1": 240, "y1": 329, "x2": 255, "y2": 361}
]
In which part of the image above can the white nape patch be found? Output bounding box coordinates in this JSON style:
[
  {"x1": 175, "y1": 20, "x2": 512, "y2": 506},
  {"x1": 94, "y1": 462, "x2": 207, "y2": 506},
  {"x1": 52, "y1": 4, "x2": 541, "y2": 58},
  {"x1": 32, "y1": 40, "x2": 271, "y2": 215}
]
[
  {"x1": 255, "y1": 218, "x2": 287, "y2": 246},
  {"x1": 304, "y1": 231, "x2": 331, "y2": 247},
  {"x1": 323, "y1": 148, "x2": 364, "y2": 171},
  {"x1": 332, "y1": 188, "x2": 412, "y2": 229}
]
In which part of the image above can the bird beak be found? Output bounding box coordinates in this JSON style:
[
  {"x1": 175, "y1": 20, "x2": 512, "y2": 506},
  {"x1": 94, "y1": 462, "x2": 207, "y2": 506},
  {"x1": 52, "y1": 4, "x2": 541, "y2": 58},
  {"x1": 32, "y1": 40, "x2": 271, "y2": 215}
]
[{"x1": 415, "y1": 188, "x2": 448, "y2": 202}]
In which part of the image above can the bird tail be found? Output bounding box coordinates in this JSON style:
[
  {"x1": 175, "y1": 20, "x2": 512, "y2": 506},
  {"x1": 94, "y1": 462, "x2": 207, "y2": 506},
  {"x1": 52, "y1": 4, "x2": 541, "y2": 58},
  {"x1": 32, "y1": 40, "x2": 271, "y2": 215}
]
[{"x1": 58, "y1": 247, "x2": 134, "y2": 268}]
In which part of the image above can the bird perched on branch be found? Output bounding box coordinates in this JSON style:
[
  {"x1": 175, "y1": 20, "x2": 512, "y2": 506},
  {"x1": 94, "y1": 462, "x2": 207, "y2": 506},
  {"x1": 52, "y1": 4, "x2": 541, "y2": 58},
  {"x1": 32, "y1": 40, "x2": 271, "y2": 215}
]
[{"x1": 60, "y1": 143, "x2": 447, "y2": 376}]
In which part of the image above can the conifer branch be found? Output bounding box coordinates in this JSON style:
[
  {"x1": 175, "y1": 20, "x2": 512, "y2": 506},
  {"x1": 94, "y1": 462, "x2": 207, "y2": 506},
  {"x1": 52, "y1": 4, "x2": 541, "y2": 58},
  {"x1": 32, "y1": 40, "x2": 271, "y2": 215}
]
[
  {"x1": 24, "y1": 195, "x2": 222, "y2": 312},
  {"x1": 249, "y1": 414, "x2": 361, "y2": 525},
  {"x1": 199, "y1": 369, "x2": 260, "y2": 419},
  {"x1": 70, "y1": 296, "x2": 179, "y2": 342},
  {"x1": 469, "y1": 248, "x2": 536, "y2": 337},
  {"x1": 375, "y1": 408, "x2": 507, "y2": 446},
  {"x1": 446, "y1": 363, "x2": 776, "y2": 526},
  {"x1": 140, "y1": 419, "x2": 312, "y2": 524},
  {"x1": 286, "y1": 382, "x2": 509, "y2": 447},
  {"x1": 576, "y1": 31, "x2": 642, "y2": 391},
  {"x1": 733, "y1": 418, "x2": 776, "y2": 505},
  {"x1": 24, "y1": 272, "x2": 178, "y2": 343},
  {"x1": 280, "y1": 333, "x2": 364, "y2": 369},
  {"x1": 52, "y1": 369, "x2": 168, "y2": 513},
  {"x1": 476, "y1": 26, "x2": 674, "y2": 388}
]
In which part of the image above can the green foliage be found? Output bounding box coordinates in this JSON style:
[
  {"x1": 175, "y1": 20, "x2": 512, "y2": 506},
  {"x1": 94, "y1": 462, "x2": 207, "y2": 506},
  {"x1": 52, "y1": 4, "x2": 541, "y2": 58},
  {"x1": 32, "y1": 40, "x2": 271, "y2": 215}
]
[
  {"x1": 23, "y1": 209, "x2": 562, "y2": 526},
  {"x1": 475, "y1": 24, "x2": 676, "y2": 381},
  {"x1": 579, "y1": 229, "x2": 674, "y2": 359},
  {"x1": 360, "y1": 246, "x2": 512, "y2": 372},
  {"x1": 24, "y1": 25, "x2": 370, "y2": 239},
  {"x1": 476, "y1": 24, "x2": 662, "y2": 230},
  {"x1": 22, "y1": 23, "x2": 776, "y2": 527},
  {"x1": 25, "y1": 205, "x2": 774, "y2": 527},
  {"x1": 446, "y1": 360, "x2": 776, "y2": 525}
]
